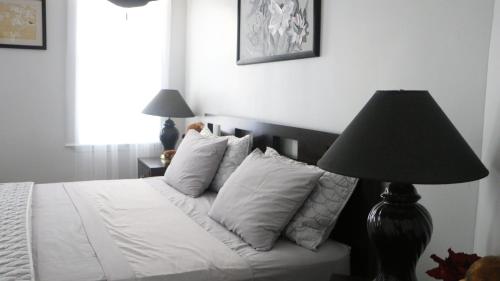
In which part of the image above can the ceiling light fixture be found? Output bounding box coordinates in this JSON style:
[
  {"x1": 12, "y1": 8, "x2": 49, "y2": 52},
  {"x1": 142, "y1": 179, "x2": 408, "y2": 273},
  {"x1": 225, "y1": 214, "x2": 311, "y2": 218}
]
[{"x1": 108, "y1": 0, "x2": 156, "y2": 8}]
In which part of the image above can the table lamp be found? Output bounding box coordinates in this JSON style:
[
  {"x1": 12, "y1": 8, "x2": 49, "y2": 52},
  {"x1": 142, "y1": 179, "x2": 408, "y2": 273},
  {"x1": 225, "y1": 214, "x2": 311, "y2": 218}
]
[
  {"x1": 317, "y1": 90, "x2": 489, "y2": 281},
  {"x1": 143, "y1": 89, "x2": 194, "y2": 152}
]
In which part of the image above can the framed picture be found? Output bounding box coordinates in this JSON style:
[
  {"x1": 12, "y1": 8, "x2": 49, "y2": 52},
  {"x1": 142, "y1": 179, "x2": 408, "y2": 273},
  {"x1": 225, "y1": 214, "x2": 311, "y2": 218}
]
[
  {"x1": 0, "y1": 0, "x2": 46, "y2": 50},
  {"x1": 237, "y1": 0, "x2": 321, "y2": 65}
]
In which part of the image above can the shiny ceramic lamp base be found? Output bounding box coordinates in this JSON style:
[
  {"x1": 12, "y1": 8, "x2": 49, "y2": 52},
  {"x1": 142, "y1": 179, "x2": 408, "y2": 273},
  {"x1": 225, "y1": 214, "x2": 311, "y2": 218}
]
[
  {"x1": 367, "y1": 183, "x2": 433, "y2": 281},
  {"x1": 160, "y1": 118, "x2": 179, "y2": 156}
]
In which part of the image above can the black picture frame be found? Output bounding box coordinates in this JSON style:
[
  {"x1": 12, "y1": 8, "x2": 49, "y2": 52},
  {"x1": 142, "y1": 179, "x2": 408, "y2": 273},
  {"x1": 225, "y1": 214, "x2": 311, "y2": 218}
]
[
  {"x1": 237, "y1": 0, "x2": 321, "y2": 65},
  {"x1": 0, "y1": 0, "x2": 47, "y2": 50}
]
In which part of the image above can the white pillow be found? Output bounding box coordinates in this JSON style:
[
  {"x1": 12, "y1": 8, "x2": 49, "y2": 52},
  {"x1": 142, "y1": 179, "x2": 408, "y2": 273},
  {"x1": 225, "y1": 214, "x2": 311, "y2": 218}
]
[
  {"x1": 164, "y1": 130, "x2": 228, "y2": 197},
  {"x1": 200, "y1": 126, "x2": 252, "y2": 192},
  {"x1": 209, "y1": 149, "x2": 323, "y2": 251},
  {"x1": 265, "y1": 147, "x2": 358, "y2": 250}
]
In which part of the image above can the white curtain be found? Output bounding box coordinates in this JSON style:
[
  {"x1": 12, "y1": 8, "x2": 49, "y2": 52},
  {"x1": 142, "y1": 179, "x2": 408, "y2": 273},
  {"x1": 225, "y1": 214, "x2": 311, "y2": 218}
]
[
  {"x1": 72, "y1": 144, "x2": 163, "y2": 181},
  {"x1": 66, "y1": 0, "x2": 171, "y2": 180}
]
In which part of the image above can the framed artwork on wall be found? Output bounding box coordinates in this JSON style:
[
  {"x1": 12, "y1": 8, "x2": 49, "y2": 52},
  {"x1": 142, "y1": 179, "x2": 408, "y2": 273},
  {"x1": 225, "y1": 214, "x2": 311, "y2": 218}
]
[
  {"x1": 0, "y1": 0, "x2": 47, "y2": 50},
  {"x1": 237, "y1": 0, "x2": 321, "y2": 65}
]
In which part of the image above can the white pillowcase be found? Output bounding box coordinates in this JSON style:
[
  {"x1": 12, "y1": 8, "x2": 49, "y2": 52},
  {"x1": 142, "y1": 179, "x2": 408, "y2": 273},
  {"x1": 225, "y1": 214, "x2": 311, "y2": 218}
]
[
  {"x1": 164, "y1": 130, "x2": 228, "y2": 197},
  {"x1": 265, "y1": 147, "x2": 358, "y2": 250},
  {"x1": 209, "y1": 149, "x2": 323, "y2": 251},
  {"x1": 200, "y1": 126, "x2": 252, "y2": 192}
]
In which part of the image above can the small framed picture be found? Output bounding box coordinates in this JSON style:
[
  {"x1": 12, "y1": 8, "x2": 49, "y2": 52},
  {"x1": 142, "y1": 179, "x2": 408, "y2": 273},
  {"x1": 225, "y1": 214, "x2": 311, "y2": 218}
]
[
  {"x1": 0, "y1": 0, "x2": 47, "y2": 50},
  {"x1": 237, "y1": 0, "x2": 321, "y2": 65}
]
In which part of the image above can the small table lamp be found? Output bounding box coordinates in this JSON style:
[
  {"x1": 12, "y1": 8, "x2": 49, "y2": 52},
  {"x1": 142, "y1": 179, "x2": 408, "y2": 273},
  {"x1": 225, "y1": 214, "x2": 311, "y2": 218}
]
[
  {"x1": 318, "y1": 90, "x2": 489, "y2": 281},
  {"x1": 143, "y1": 89, "x2": 194, "y2": 152}
]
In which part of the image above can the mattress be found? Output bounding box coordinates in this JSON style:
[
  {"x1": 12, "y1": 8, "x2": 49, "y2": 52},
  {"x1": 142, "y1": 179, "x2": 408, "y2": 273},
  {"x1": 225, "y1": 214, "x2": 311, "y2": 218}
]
[{"x1": 31, "y1": 178, "x2": 350, "y2": 281}]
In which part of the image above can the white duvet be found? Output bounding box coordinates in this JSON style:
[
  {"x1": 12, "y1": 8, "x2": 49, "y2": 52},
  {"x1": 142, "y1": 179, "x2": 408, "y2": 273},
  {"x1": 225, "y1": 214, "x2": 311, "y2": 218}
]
[
  {"x1": 29, "y1": 178, "x2": 350, "y2": 281},
  {"x1": 63, "y1": 180, "x2": 253, "y2": 281}
]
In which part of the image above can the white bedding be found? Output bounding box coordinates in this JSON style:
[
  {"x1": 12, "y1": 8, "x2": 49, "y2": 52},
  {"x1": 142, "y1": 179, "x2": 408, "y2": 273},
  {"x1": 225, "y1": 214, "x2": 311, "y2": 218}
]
[
  {"x1": 31, "y1": 178, "x2": 350, "y2": 281},
  {"x1": 0, "y1": 182, "x2": 34, "y2": 281}
]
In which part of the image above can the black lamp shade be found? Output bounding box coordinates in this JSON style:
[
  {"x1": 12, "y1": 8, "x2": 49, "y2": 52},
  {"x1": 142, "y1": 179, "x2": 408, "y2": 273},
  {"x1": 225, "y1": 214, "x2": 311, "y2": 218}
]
[
  {"x1": 318, "y1": 90, "x2": 489, "y2": 184},
  {"x1": 142, "y1": 89, "x2": 194, "y2": 118}
]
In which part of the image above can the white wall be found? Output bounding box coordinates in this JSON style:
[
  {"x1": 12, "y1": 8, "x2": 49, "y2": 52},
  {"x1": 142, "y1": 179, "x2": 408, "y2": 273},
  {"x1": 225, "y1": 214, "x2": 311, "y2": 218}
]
[
  {"x1": 475, "y1": 0, "x2": 500, "y2": 256},
  {"x1": 0, "y1": 0, "x2": 75, "y2": 183},
  {"x1": 185, "y1": 0, "x2": 495, "y2": 279}
]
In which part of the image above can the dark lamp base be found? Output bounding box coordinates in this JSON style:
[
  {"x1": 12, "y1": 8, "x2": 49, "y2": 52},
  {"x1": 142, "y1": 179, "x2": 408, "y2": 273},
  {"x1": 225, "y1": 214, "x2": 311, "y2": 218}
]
[
  {"x1": 368, "y1": 183, "x2": 433, "y2": 281},
  {"x1": 160, "y1": 118, "x2": 179, "y2": 151}
]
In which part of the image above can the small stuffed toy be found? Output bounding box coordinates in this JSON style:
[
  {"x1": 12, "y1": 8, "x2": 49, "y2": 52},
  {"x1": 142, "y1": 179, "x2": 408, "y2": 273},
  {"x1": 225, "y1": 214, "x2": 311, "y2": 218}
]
[
  {"x1": 161, "y1": 150, "x2": 177, "y2": 163},
  {"x1": 186, "y1": 122, "x2": 204, "y2": 133},
  {"x1": 162, "y1": 122, "x2": 205, "y2": 162}
]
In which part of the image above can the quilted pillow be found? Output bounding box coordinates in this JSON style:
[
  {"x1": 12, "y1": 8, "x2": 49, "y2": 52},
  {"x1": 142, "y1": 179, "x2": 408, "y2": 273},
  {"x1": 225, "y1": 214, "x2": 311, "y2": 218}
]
[
  {"x1": 265, "y1": 147, "x2": 358, "y2": 250},
  {"x1": 164, "y1": 130, "x2": 228, "y2": 197},
  {"x1": 209, "y1": 149, "x2": 322, "y2": 251},
  {"x1": 200, "y1": 126, "x2": 252, "y2": 192}
]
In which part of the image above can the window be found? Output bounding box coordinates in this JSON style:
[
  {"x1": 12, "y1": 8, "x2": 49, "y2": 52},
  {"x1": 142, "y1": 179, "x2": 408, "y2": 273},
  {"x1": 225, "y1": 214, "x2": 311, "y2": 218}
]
[{"x1": 72, "y1": 0, "x2": 170, "y2": 145}]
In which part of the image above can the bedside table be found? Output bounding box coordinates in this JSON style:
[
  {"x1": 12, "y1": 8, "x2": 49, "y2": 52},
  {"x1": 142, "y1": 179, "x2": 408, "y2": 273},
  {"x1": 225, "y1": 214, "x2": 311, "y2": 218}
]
[
  {"x1": 138, "y1": 157, "x2": 169, "y2": 178},
  {"x1": 330, "y1": 274, "x2": 370, "y2": 281}
]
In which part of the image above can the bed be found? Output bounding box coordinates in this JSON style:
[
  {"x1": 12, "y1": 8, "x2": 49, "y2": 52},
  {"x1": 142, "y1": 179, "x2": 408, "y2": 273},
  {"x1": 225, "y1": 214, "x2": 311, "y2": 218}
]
[{"x1": 1, "y1": 115, "x2": 382, "y2": 281}]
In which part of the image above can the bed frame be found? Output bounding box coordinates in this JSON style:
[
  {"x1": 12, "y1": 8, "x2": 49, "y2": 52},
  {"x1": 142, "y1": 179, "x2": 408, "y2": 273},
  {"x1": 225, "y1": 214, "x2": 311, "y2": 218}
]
[{"x1": 204, "y1": 114, "x2": 382, "y2": 279}]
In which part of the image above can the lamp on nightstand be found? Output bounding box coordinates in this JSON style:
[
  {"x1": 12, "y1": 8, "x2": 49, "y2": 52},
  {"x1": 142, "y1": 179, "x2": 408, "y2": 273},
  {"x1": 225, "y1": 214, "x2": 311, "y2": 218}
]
[
  {"x1": 318, "y1": 90, "x2": 489, "y2": 281},
  {"x1": 142, "y1": 89, "x2": 194, "y2": 153}
]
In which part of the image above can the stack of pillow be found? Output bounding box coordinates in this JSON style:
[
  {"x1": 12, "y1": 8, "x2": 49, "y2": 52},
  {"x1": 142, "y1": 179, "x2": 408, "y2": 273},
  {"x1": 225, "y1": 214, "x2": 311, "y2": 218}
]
[
  {"x1": 164, "y1": 127, "x2": 252, "y2": 196},
  {"x1": 164, "y1": 127, "x2": 358, "y2": 251}
]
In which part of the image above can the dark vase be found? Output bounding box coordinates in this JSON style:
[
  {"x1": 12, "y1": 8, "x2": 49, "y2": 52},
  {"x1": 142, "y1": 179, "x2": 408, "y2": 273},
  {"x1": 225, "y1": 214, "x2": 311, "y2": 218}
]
[
  {"x1": 367, "y1": 183, "x2": 433, "y2": 281},
  {"x1": 160, "y1": 118, "x2": 179, "y2": 150}
]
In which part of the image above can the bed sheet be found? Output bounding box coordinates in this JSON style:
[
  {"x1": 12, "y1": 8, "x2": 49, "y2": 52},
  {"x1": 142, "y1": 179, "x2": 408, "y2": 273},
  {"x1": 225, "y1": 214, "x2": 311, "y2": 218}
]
[
  {"x1": 147, "y1": 177, "x2": 351, "y2": 281},
  {"x1": 32, "y1": 178, "x2": 350, "y2": 281}
]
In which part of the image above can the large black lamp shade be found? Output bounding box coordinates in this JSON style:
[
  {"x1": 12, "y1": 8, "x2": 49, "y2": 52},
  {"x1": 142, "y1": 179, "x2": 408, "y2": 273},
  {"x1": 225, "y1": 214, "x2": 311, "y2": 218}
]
[
  {"x1": 318, "y1": 90, "x2": 488, "y2": 281},
  {"x1": 318, "y1": 90, "x2": 488, "y2": 184},
  {"x1": 143, "y1": 89, "x2": 194, "y2": 151}
]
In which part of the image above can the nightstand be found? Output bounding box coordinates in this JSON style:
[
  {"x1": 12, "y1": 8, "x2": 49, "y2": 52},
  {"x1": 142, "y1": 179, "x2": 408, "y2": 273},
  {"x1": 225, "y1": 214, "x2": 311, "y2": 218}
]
[
  {"x1": 330, "y1": 274, "x2": 370, "y2": 281},
  {"x1": 138, "y1": 157, "x2": 169, "y2": 178}
]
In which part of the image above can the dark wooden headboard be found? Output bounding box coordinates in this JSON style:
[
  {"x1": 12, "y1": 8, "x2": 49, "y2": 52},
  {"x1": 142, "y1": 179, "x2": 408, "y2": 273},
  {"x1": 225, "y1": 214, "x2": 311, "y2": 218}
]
[{"x1": 203, "y1": 114, "x2": 382, "y2": 278}]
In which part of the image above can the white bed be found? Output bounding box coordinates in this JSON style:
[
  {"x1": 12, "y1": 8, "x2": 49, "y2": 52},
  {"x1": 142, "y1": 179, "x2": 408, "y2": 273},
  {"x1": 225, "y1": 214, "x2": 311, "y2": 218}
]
[
  {"x1": 2, "y1": 115, "x2": 379, "y2": 280},
  {"x1": 31, "y1": 177, "x2": 351, "y2": 281}
]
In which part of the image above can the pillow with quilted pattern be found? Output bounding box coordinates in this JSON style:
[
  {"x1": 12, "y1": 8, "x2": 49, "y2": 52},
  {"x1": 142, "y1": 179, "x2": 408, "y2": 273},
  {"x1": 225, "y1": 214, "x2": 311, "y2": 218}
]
[{"x1": 265, "y1": 147, "x2": 358, "y2": 250}]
